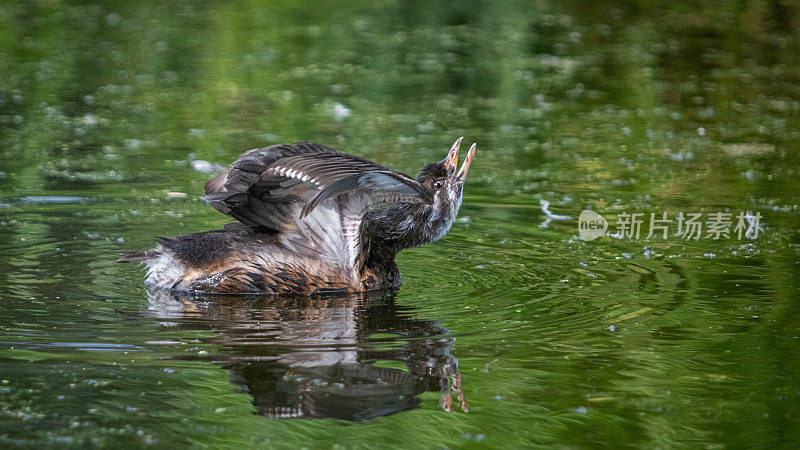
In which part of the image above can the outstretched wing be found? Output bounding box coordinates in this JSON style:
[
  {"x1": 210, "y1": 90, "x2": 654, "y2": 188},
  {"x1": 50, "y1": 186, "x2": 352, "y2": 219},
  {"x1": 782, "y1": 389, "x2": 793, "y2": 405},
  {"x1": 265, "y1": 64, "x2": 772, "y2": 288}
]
[{"x1": 202, "y1": 142, "x2": 430, "y2": 278}]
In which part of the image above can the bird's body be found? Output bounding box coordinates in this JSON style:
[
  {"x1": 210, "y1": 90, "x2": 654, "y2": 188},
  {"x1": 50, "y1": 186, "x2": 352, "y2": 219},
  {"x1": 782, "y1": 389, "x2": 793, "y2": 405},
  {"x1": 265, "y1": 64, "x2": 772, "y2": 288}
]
[{"x1": 119, "y1": 138, "x2": 476, "y2": 295}]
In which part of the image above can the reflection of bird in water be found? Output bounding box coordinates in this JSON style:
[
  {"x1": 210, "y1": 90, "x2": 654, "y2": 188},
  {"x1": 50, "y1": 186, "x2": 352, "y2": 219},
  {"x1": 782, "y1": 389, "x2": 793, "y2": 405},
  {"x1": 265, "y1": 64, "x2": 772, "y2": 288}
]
[
  {"x1": 146, "y1": 289, "x2": 468, "y2": 420},
  {"x1": 119, "y1": 138, "x2": 476, "y2": 294}
]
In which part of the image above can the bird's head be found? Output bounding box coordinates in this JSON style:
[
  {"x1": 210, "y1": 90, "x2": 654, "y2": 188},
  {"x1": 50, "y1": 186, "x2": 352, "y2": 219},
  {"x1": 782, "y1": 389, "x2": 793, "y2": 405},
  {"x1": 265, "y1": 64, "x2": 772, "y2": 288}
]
[{"x1": 414, "y1": 137, "x2": 476, "y2": 242}]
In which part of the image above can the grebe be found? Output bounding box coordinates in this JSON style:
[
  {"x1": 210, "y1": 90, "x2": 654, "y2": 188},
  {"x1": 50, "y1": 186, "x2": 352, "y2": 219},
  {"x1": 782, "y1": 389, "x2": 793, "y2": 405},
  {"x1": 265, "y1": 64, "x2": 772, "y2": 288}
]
[{"x1": 118, "y1": 137, "x2": 476, "y2": 294}]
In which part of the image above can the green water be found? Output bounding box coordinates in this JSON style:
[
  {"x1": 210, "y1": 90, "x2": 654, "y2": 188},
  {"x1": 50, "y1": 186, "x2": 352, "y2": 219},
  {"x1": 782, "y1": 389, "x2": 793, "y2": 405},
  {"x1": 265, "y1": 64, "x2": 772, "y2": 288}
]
[{"x1": 2, "y1": 0, "x2": 800, "y2": 447}]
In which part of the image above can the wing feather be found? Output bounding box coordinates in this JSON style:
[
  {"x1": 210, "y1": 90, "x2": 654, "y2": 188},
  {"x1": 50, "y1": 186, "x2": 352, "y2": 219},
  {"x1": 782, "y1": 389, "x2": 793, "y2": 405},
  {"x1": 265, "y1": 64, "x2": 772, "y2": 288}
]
[{"x1": 201, "y1": 142, "x2": 430, "y2": 282}]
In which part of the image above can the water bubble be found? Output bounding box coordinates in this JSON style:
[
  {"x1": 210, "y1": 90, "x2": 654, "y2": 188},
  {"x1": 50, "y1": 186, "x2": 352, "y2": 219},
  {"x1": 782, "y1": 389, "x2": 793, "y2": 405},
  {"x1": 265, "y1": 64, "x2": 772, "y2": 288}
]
[
  {"x1": 106, "y1": 13, "x2": 121, "y2": 26},
  {"x1": 259, "y1": 133, "x2": 279, "y2": 142},
  {"x1": 123, "y1": 139, "x2": 143, "y2": 149},
  {"x1": 191, "y1": 160, "x2": 223, "y2": 173},
  {"x1": 332, "y1": 102, "x2": 351, "y2": 121},
  {"x1": 81, "y1": 113, "x2": 98, "y2": 126}
]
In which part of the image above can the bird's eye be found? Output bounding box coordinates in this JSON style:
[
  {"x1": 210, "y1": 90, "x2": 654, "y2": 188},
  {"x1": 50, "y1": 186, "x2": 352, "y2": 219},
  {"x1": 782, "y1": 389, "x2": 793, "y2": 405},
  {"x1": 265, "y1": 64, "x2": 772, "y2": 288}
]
[{"x1": 433, "y1": 180, "x2": 444, "y2": 189}]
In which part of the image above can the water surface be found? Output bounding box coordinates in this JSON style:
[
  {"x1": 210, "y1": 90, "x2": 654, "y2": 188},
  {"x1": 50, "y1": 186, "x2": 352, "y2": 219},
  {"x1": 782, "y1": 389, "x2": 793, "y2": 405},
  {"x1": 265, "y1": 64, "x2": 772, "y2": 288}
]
[{"x1": 1, "y1": 1, "x2": 799, "y2": 447}]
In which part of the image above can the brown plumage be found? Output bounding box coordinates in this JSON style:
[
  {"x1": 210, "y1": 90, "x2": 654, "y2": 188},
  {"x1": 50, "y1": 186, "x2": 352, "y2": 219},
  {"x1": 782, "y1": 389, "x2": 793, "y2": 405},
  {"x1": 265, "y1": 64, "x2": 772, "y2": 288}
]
[{"x1": 118, "y1": 138, "x2": 476, "y2": 294}]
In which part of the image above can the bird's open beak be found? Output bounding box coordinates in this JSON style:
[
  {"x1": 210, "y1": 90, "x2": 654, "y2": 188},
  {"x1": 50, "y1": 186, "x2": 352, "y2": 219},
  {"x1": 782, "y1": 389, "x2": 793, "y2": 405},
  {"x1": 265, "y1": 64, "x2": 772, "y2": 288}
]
[
  {"x1": 443, "y1": 137, "x2": 463, "y2": 174},
  {"x1": 454, "y1": 143, "x2": 476, "y2": 182}
]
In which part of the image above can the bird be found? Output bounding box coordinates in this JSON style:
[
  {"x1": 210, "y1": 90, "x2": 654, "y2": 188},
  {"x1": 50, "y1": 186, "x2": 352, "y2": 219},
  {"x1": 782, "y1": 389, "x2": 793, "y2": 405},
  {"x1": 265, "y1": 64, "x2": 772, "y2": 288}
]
[{"x1": 118, "y1": 137, "x2": 476, "y2": 295}]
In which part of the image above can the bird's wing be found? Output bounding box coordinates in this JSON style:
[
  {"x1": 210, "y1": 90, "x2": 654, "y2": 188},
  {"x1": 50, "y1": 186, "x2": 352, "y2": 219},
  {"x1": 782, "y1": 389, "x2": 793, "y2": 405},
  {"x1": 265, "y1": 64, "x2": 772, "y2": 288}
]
[{"x1": 202, "y1": 142, "x2": 430, "y2": 276}]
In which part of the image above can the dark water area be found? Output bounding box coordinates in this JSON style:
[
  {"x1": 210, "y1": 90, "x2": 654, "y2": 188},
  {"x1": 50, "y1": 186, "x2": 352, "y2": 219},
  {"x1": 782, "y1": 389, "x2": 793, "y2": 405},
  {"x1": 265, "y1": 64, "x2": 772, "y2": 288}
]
[{"x1": 1, "y1": 0, "x2": 800, "y2": 447}]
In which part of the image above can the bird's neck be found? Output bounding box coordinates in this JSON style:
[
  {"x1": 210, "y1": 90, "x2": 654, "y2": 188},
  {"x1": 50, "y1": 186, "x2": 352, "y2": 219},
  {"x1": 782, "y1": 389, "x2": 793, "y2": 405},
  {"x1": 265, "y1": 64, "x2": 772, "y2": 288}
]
[
  {"x1": 363, "y1": 203, "x2": 437, "y2": 255},
  {"x1": 361, "y1": 200, "x2": 460, "y2": 287},
  {"x1": 359, "y1": 203, "x2": 432, "y2": 287}
]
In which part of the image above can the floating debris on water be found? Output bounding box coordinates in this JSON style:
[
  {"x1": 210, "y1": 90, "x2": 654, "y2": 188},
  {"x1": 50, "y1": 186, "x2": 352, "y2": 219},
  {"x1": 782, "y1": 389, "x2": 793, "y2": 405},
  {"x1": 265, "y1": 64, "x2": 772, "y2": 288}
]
[
  {"x1": 190, "y1": 160, "x2": 224, "y2": 173},
  {"x1": 19, "y1": 196, "x2": 90, "y2": 204},
  {"x1": 123, "y1": 138, "x2": 144, "y2": 149},
  {"x1": 669, "y1": 152, "x2": 694, "y2": 162},
  {"x1": 721, "y1": 143, "x2": 775, "y2": 157},
  {"x1": 539, "y1": 199, "x2": 572, "y2": 220},
  {"x1": 332, "y1": 102, "x2": 351, "y2": 120},
  {"x1": 259, "y1": 133, "x2": 279, "y2": 142}
]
